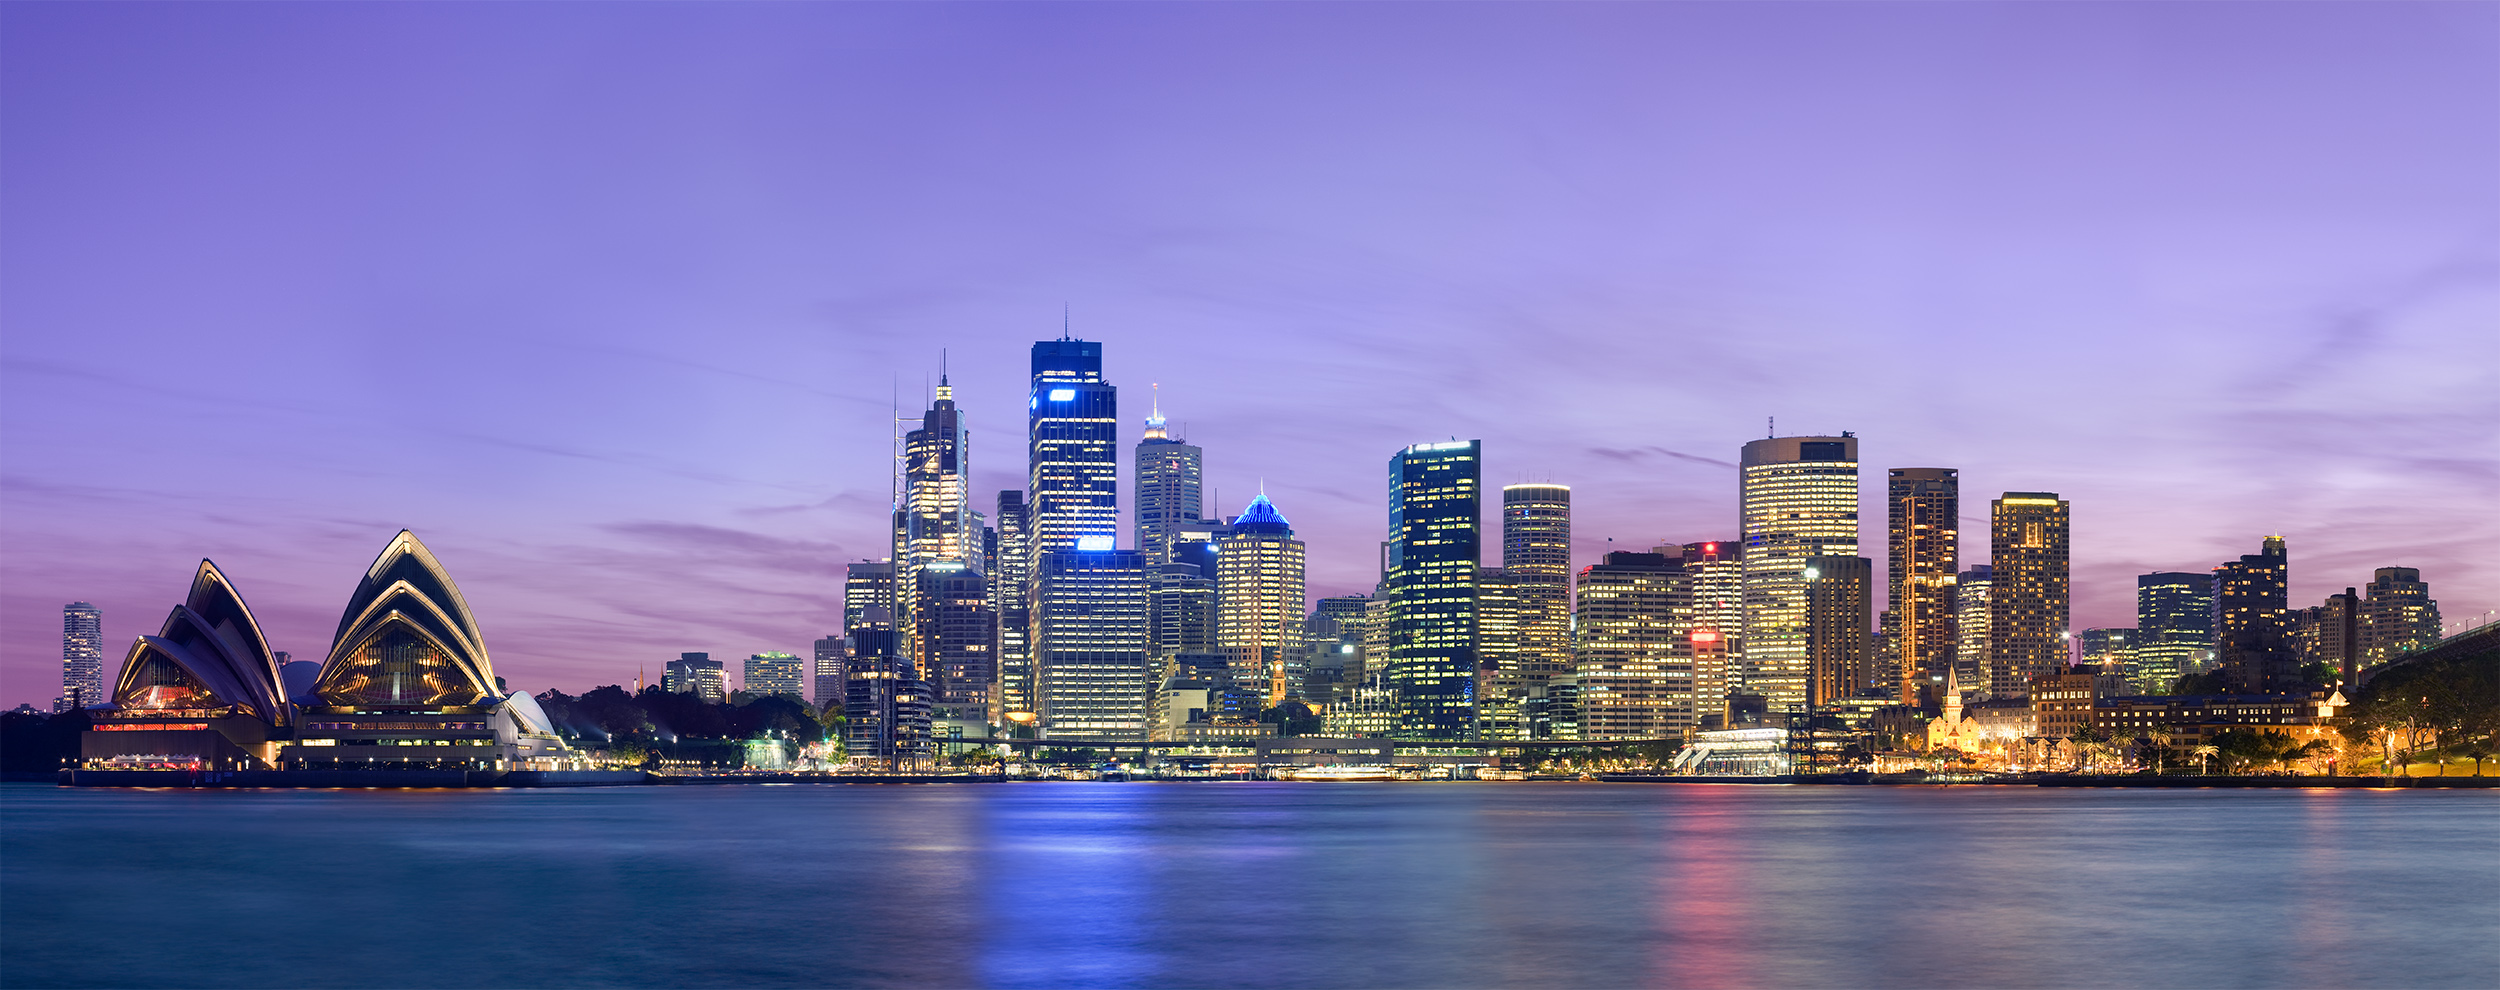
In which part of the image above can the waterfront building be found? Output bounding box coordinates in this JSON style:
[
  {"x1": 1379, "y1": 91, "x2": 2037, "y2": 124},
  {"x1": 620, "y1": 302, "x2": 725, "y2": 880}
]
[
  {"x1": 1027, "y1": 336, "x2": 1119, "y2": 554},
  {"x1": 2078, "y1": 628, "x2": 2138, "y2": 684},
  {"x1": 1573, "y1": 551, "x2": 1692, "y2": 740},
  {"x1": 744, "y1": 652, "x2": 805, "y2": 699},
  {"x1": 1215, "y1": 492, "x2": 1307, "y2": 708},
  {"x1": 2215, "y1": 536, "x2": 2292, "y2": 693},
  {"x1": 60, "y1": 602, "x2": 103, "y2": 712},
  {"x1": 812, "y1": 635, "x2": 848, "y2": 708},
  {"x1": 2359, "y1": 567, "x2": 2440, "y2": 665},
  {"x1": 1805, "y1": 555, "x2": 1873, "y2": 709},
  {"x1": 1887, "y1": 468, "x2": 1959, "y2": 709},
  {"x1": 1502, "y1": 484, "x2": 1573, "y2": 697},
  {"x1": 1385, "y1": 440, "x2": 1482, "y2": 739},
  {"x1": 1134, "y1": 389, "x2": 1203, "y2": 566},
  {"x1": 1739, "y1": 435, "x2": 1860, "y2": 714},
  {"x1": 82, "y1": 561, "x2": 289, "y2": 770},
  {"x1": 844, "y1": 618, "x2": 931, "y2": 771},
  {"x1": 1033, "y1": 548, "x2": 1150, "y2": 738},
  {"x1": 1678, "y1": 541, "x2": 1742, "y2": 724},
  {"x1": 914, "y1": 565, "x2": 998, "y2": 728},
  {"x1": 1955, "y1": 564, "x2": 1993, "y2": 698},
  {"x1": 990, "y1": 493, "x2": 1033, "y2": 719},
  {"x1": 1988, "y1": 492, "x2": 2070, "y2": 700},
  {"x1": 2136, "y1": 572, "x2": 2216, "y2": 694},
  {"x1": 2029, "y1": 666, "x2": 2108, "y2": 741},
  {"x1": 665, "y1": 653, "x2": 726, "y2": 703}
]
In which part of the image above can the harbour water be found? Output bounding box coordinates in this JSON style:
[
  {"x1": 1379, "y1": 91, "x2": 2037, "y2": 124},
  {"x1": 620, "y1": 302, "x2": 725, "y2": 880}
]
[{"x1": 3, "y1": 782, "x2": 2493, "y2": 988}]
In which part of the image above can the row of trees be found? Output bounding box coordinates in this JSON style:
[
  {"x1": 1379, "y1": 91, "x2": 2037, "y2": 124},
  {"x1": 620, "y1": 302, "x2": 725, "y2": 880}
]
[{"x1": 2338, "y1": 648, "x2": 2499, "y2": 774}]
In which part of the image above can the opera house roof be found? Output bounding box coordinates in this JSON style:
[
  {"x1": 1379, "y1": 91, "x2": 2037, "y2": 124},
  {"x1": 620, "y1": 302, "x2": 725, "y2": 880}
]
[
  {"x1": 309, "y1": 530, "x2": 499, "y2": 710},
  {"x1": 111, "y1": 560, "x2": 288, "y2": 723}
]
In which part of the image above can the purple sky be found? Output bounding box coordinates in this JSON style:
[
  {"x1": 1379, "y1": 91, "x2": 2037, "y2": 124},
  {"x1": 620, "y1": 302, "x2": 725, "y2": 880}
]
[{"x1": 3, "y1": 3, "x2": 2494, "y2": 704}]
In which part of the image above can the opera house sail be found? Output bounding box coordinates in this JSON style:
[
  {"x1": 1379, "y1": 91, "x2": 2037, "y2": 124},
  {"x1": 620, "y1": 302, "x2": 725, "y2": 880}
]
[{"x1": 83, "y1": 560, "x2": 290, "y2": 770}]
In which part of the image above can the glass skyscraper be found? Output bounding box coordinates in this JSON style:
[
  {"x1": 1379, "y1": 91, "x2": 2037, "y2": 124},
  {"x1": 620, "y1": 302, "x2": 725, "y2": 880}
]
[
  {"x1": 1214, "y1": 492, "x2": 1306, "y2": 708},
  {"x1": 1386, "y1": 440, "x2": 1481, "y2": 739},
  {"x1": 1887, "y1": 468, "x2": 1958, "y2": 709},
  {"x1": 1988, "y1": 492, "x2": 2070, "y2": 699},
  {"x1": 1028, "y1": 338, "x2": 1118, "y2": 553},
  {"x1": 2136, "y1": 571, "x2": 2216, "y2": 694},
  {"x1": 1134, "y1": 390, "x2": 1203, "y2": 566},
  {"x1": 60, "y1": 601, "x2": 103, "y2": 712},
  {"x1": 1739, "y1": 435, "x2": 1859, "y2": 713}
]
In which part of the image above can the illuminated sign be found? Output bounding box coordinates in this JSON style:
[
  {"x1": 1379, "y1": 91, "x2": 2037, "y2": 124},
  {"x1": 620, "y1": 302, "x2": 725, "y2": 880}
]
[
  {"x1": 1075, "y1": 535, "x2": 1115, "y2": 552},
  {"x1": 1691, "y1": 630, "x2": 1721, "y2": 643},
  {"x1": 1411, "y1": 440, "x2": 1473, "y2": 452},
  {"x1": 1049, "y1": 388, "x2": 1077, "y2": 401}
]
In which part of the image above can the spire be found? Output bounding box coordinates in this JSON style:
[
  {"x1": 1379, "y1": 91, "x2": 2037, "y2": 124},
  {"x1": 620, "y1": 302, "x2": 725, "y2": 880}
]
[
  {"x1": 1230, "y1": 490, "x2": 1292, "y2": 534},
  {"x1": 1061, "y1": 303, "x2": 1071, "y2": 341},
  {"x1": 934, "y1": 348, "x2": 953, "y2": 402},
  {"x1": 1143, "y1": 383, "x2": 1168, "y2": 439}
]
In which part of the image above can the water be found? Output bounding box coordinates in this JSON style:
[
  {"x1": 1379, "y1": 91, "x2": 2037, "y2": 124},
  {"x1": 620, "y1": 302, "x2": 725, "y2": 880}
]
[{"x1": 3, "y1": 782, "x2": 2493, "y2": 989}]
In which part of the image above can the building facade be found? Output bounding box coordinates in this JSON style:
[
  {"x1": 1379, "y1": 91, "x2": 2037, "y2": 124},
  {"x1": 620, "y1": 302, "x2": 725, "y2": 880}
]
[
  {"x1": 990, "y1": 493, "x2": 1033, "y2": 718},
  {"x1": 1681, "y1": 541, "x2": 1742, "y2": 721},
  {"x1": 896, "y1": 377, "x2": 978, "y2": 665},
  {"x1": 1134, "y1": 390, "x2": 1203, "y2": 565},
  {"x1": 812, "y1": 635, "x2": 848, "y2": 708},
  {"x1": 1033, "y1": 548, "x2": 1150, "y2": 738},
  {"x1": 1805, "y1": 555, "x2": 1873, "y2": 709},
  {"x1": 1027, "y1": 337, "x2": 1119, "y2": 554},
  {"x1": 1385, "y1": 440, "x2": 1482, "y2": 739},
  {"x1": 1214, "y1": 492, "x2": 1307, "y2": 708},
  {"x1": 744, "y1": 652, "x2": 805, "y2": 698},
  {"x1": 665, "y1": 653, "x2": 726, "y2": 703},
  {"x1": 1501, "y1": 483, "x2": 1573, "y2": 703},
  {"x1": 1988, "y1": 492, "x2": 2070, "y2": 700},
  {"x1": 1887, "y1": 468, "x2": 1958, "y2": 709},
  {"x1": 1573, "y1": 551, "x2": 1692, "y2": 740},
  {"x1": 1739, "y1": 435, "x2": 1860, "y2": 714},
  {"x1": 2359, "y1": 567, "x2": 2440, "y2": 665},
  {"x1": 60, "y1": 601, "x2": 103, "y2": 712},
  {"x1": 2136, "y1": 571, "x2": 2216, "y2": 694},
  {"x1": 2215, "y1": 536, "x2": 2292, "y2": 693}
]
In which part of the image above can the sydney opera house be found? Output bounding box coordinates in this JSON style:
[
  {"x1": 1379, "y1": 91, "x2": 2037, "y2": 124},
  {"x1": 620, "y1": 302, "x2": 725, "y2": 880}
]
[{"x1": 81, "y1": 530, "x2": 576, "y2": 780}]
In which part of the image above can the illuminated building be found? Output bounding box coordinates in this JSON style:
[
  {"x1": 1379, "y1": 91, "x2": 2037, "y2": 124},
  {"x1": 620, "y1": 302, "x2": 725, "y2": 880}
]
[
  {"x1": 844, "y1": 561, "x2": 895, "y2": 634},
  {"x1": 285, "y1": 531, "x2": 567, "y2": 770},
  {"x1": 991, "y1": 493, "x2": 1033, "y2": 719},
  {"x1": 1303, "y1": 596, "x2": 1370, "y2": 706},
  {"x1": 665, "y1": 653, "x2": 726, "y2": 703},
  {"x1": 1887, "y1": 468, "x2": 1959, "y2": 709},
  {"x1": 1804, "y1": 555, "x2": 1872, "y2": 709},
  {"x1": 82, "y1": 561, "x2": 288, "y2": 770},
  {"x1": 1954, "y1": 564, "x2": 1993, "y2": 698},
  {"x1": 1134, "y1": 388, "x2": 1203, "y2": 565},
  {"x1": 1988, "y1": 492, "x2": 2069, "y2": 700},
  {"x1": 1475, "y1": 568, "x2": 1525, "y2": 739},
  {"x1": 2359, "y1": 567, "x2": 2440, "y2": 665},
  {"x1": 915, "y1": 564, "x2": 998, "y2": 728},
  {"x1": 845, "y1": 611, "x2": 931, "y2": 770},
  {"x1": 1739, "y1": 435, "x2": 1859, "y2": 714},
  {"x1": 1148, "y1": 562, "x2": 1216, "y2": 662},
  {"x1": 2215, "y1": 536, "x2": 2291, "y2": 693},
  {"x1": 896, "y1": 375, "x2": 980, "y2": 667},
  {"x1": 2290, "y1": 593, "x2": 2357, "y2": 688},
  {"x1": 2078, "y1": 627, "x2": 2137, "y2": 684},
  {"x1": 1573, "y1": 551, "x2": 1692, "y2": 740},
  {"x1": 1501, "y1": 484, "x2": 1573, "y2": 701},
  {"x1": 2135, "y1": 572, "x2": 2216, "y2": 693},
  {"x1": 1215, "y1": 492, "x2": 1306, "y2": 708},
  {"x1": 745, "y1": 652, "x2": 805, "y2": 699},
  {"x1": 812, "y1": 635, "x2": 848, "y2": 708},
  {"x1": 1385, "y1": 439, "x2": 1482, "y2": 740},
  {"x1": 2028, "y1": 667, "x2": 2106, "y2": 741},
  {"x1": 1674, "y1": 541, "x2": 1742, "y2": 724},
  {"x1": 1028, "y1": 336, "x2": 1119, "y2": 554},
  {"x1": 59, "y1": 602, "x2": 103, "y2": 712},
  {"x1": 1033, "y1": 547, "x2": 1150, "y2": 738}
]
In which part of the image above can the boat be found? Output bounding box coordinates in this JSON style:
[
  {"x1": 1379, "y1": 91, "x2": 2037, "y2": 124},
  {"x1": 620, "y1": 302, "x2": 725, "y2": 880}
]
[{"x1": 1281, "y1": 765, "x2": 1399, "y2": 781}]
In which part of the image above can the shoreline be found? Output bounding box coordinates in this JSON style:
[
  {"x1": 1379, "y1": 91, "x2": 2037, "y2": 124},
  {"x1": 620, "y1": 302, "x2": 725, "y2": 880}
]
[{"x1": 14, "y1": 769, "x2": 2495, "y2": 789}]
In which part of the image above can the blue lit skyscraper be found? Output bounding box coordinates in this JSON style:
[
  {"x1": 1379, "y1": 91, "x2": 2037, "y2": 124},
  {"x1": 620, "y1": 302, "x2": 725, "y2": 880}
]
[
  {"x1": 1028, "y1": 333, "x2": 1146, "y2": 738},
  {"x1": 1029, "y1": 337, "x2": 1119, "y2": 554},
  {"x1": 1386, "y1": 440, "x2": 1482, "y2": 740}
]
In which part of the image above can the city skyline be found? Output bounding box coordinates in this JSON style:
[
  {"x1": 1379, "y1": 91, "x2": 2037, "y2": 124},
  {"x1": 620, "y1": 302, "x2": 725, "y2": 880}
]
[{"x1": 3, "y1": 3, "x2": 2495, "y2": 703}]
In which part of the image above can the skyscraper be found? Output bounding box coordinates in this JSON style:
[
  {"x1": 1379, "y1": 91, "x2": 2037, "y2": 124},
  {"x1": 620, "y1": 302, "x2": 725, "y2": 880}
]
[
  {"x1": 1028, "y1": 337, "x2": 1119, "y2": 553},
  {"x1": 2215, "y1": 536, "x2": 2291, "y2": 693},
  {"x1": 1501, "y1": 484, "x2": 1573, "y2": 707},
  {"x1": 1214, "y1": 492, "x2": 1306, "y2": 708},
  {"x1": 1805, "y1": 555, "x2": 1873, "y2": 708},
  {"x1": 844, "y1": 561, "x2": 896, "y2": 635},
  {"x1": 1955, "y1": 564, "x2": 1993, "y2": 697},
  {"x1": 2359, "y1": 567, "x2": 2440, "y2": 665},
  {"x1": 1573, "y1": 551, "x2": 1692, "y2": 739},
  {"x1": 915, "y1": 564, "x2": 999, "y2": 728},
  {"x1": 1475, "y1": 568, "x2": 1526, "y2": 739},
  {"x1": 745, "y1": 652, "x2": 805, "y2": 698},
  {"x1": 991, "y1": 492, "x2": 1033, "y2": 718},
  {"x1": 1033, "y1": 548, "x2": 1150, "y2": 737},
  {"x1": 1134, "y1": 389, "x2": 1203, "y2": 565},
  {"x1": 1988, "y1": 492, "x2": 2070, "y2": 700},
  {"x1": 812, "y1": 634, "x2": 848, "y2": 708},
  {"x1": 1680, "y1": 541, "x2": 1743, "y2": 722},
  {"x1": 1887, "y1": 468, "x2": 1959, "y2": 709},
  {"x1": 2136, "y1": 571, "x2": 2216, "y2": 693},
  {"x1": 896, "y1": 377, "x2": 979, "y2": 666},
  {"x1": 60, "y1": 601, "x2": 103, "y2": 712},
  {"x1": 2289, "y1": 594, "x2": 2356, "y2": 688},
  {"x1": 1386, "y1": 440, "x2": 1482, "y2": 739},
  {"x1": 1739, "y1": 435, "x2": 1860, "y2": 714},
  {"x1": 665, "y1": 653, "x2": 726, "y2": 703}
]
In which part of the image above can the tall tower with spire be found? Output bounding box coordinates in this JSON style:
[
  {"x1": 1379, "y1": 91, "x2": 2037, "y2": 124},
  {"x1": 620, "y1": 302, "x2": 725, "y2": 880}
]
[
  {"x1": 897, "y1": 369, "x2": 995, "y2": 733},
  {"x1": 1216, "y1": 490, "x2": 1307, "y2": 708},
  {"x1": 1134, "y1": 385, "x2": 1204, "y2": 566}
]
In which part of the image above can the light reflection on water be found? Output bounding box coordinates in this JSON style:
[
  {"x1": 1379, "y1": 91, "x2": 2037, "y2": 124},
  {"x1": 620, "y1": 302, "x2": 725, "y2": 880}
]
[{"x1": 3, "y1": 782, "x2": 2493, "y2": 988}]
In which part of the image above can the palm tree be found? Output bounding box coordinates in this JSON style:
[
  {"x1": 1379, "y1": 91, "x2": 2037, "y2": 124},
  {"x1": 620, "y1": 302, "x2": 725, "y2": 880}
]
[{"x1": 2192, "y1": 744, "x2": 2218, "y2": 776}]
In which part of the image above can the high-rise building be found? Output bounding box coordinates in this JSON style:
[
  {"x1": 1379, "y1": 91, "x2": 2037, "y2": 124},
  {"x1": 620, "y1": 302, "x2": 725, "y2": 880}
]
[
  {"x1": 844, "y1": 611, "x2": 930, "y2": 771},
  {"x1": 991, "y1": 493, "x2": 1033, "y2": 718},
  {"x1": 1680, "y1": 541, "x2": 1743, "y2": 720},
  {"x1": 915, "y1": 565, "x2": 998, "y2": 728},
  {"x1": 745, "y1": 652, "x2": 805, "y2": 699},
  {"x1": 2359, "y1": 567, "x2": 2441, "y2": 666},
  {"x1": 1385, "y1": 440, "x2": 1482, "y2": 740},
  {"x1": 812, "y1": 635, "x2": 848, "y2": 708},
  {"x1": 1028, "y1": 337, "x2": 1119, "y2": 553},
  {"x1": 1739, "y1": 435, "x2": 1860, "y2": 714},
  {"x1": 1305, "y1": 596, "x2": 1372, "y2": 706},
  {"x1": 2136, "y1": 572, "x2": 2216, "y2": 693},
  {"x1": 665, "y1": 653, "x2": 726, "y2": 703},
  {"x1": 1033, "y1": 548, "x2": 1150, "y2": 738},
  {"x1": 1474, "y1": 568, "x2": 1526, "y2": 740},
  {"x1": 1887, "y1": 468, "x2": 1959, "y2": 709},
  {"x1": 2078, "y1": 627, "x2": 2138, "y2": 686},
  {"x1": 2289, "y1": 593, "x2": 2357, "y2": 688},
  {"x1": 1954, "y1": 564, "x2": 1993, "y2": 697},
  {"x1": 896, "y1": 376, "x2": 979, "y2": 665},
  {"x1": 1147, "y1": 562, "x2": 1217, "y2": 662},
  {"x1": 60, "y1": 602, "x2": 103, "y2": 712},
  {"x1": 1134, "y1": 389, "x2": 1203, "y2": 566},
  {"x1": 1501, "y1": 484, "x2": 1573, "y2": 692},
  {"x1": 2215, "y1": 536, "x2": 2292, "y2": 693},
  {"x1": 1573, "y1": 551, "x2": 1692, "y2": 739},
  {"x1": 1988, "y1": 492, "x2": 2070, "y2": 700},
  {"x1": 1804, "y1": 555, "x2": 1873, "y2": 709},
  {"x1": 844, "y1": 561, "x2": 896, "y2": 635},
  {"x1": 1214, "y1": 492, "x2": 1307, "y2": 708}
]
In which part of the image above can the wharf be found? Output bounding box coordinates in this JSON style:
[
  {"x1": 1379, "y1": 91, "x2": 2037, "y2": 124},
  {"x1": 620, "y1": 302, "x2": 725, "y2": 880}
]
[
  {"x1": 652, "y1": 772, "x2": 1008, "y2": 784},
  {"x1": 61, "y1": 768, "x2": 650, "y2": 788}
]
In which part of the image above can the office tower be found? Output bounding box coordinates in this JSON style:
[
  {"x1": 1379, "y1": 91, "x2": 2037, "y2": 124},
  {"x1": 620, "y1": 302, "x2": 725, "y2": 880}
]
[
  {"x1": 844, "y1": 561, "x2": 896, "y2": 634},
  {"x1": 1028, "y1": 337, "x2": 1119, "y2": 553},
  {"x1": 1134, "y1": 390, "x2": 1203, "y2": 565},
  {"x1": 1385, "y1": 440, "x2": 1482, "y2": 740},
  {"x1": 1988, "y1": 492, "x2": 2070, "y2": 700},
  {"x1": 896, "y1": 377, "x2": 978, "y2": 662},
  {"x1": 1475, "y1": 568, "x2": 1526, "y2": 739},
  {"x1": 1033, "y1": 548, "x2": 1150, "y2": 737},
  {"x1": 2136, "y1": 572, "x2": 2217, "y2": 693},
  {"x1": 812, "y1": 635, "x2": 848, "y2": 708},
  {"x1": 2215, "y1": 536, "x2": 2292, "y2": 693},
  {"x1": 665, "y1": 653, "x2": 726, "y2": 703},
  {"x1": 1804, "y1": 556, "x2": 1873, "y2": 708},
  {"x1": 844, "y1": 609, "x2": 930, "y2": 770},
  {"x1": 1304, "y1": 596, "x2": 1371, "y2": 705},
  {"x1": 745, "y1": 652, "x2": 805, "y2": 698},
  {"x1": 1573, "y1": 551, "x2": 1693, "y2": 739},
  {"x1": 1678, "y1": 541, "x2": 1742, "y2": 721},
  {"x1": 1955, "y1": 564, "x2": 1993, "y2": 696},
  {"x1": 1214, "y1": 492, "x2": 1306, "y2": 708},
  {"x1": 1147, "y1": 562, "x2": 1217, "y2": 661},
  {"x1": 991, "y1": 492, "x2": 1033, "y2": 718},
  {"x1": 1887, "y1": 468, "x2": 1959, "y2": 709},
  {"x1": 1502, "y1": 484, "x2": 1573, "y2": 690},
  {"x1": 1739, "y1": 435, "x2": 1860, "y2": 714},
  {"x1": 2359, "y1": 567, "x2": 2441, "y2": 665},
  {"x1": 2289, "y1": 593, "x2": 2357, "y2": 688},
  {"x1": 2078, "y1": 627, "x2": 2137, "y2": 686},
  {"x1": 60, "y1": 602, "x2": 103, "y2": 712},
  {"x1": 916, "y1": 565, "x2": 999, "y2": 728}
]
